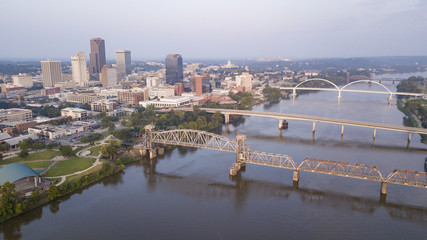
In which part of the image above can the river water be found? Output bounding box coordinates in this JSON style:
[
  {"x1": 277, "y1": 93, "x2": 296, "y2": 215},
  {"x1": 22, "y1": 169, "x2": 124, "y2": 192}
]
[{"x1": 1, "y1": 82, "x2": 427, "y2": 240}]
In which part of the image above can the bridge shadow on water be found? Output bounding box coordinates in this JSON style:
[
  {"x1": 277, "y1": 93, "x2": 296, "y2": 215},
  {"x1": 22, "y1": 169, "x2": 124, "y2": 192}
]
[
  {"x1": 136, "y1": 157, "x2": 427, "y2": 225},
  {"x1": 250, "y1": 133, "x2": 427, "y2": 154}
]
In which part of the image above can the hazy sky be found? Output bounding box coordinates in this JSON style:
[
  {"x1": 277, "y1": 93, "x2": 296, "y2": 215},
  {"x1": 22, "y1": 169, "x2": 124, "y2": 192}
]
[{"x1": 1, "y1": 0, "x2": 426, "y2": 60}]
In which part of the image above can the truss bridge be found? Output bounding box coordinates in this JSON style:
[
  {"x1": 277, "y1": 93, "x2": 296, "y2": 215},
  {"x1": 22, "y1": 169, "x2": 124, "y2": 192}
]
[{"x1": 138, "y1": 125, "x2": 427, "y2": 196}]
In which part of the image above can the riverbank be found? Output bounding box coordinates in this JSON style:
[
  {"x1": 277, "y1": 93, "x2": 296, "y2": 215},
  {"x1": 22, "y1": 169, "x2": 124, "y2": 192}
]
[{"x1": 397, "y1": 99, "x2": 427, "y2": 143}]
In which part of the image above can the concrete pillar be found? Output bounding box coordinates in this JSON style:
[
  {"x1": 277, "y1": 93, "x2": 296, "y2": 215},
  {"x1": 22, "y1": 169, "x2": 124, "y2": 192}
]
[
  {"x1": 34, "y1": 176, "x2": 38, "y2": 187},
  {"x1": 380, "y1": 182, "x2": 388, "y2": 195},
  {"x1": 292, "y1": 88, "x2": 297, "y2": 98},
  {"x1": 279, "y1": 119, "x2": 283, "y2": 129},
  {"x1": 293, "y1": 170, "x2": 300, "y2": 182},
  {"x1": 341, "y1": 124, "x2": 344, "y2": 136},
  {"x1": 312, "y1": 121, "x2": 316, "y2": 133},
  {"x1": 229, "y1": 166, "x2": 238, "y2": 176},
  {"x1": 224, "y1": 114, "x2": 230, "y2": 124},
  {"x1": 157, "y1": 147, "x2": 165, "y2": 156},
  {"x1": 408, "y1": 132, "x2": 412, "y2": 143},
  {"x1": 149, "y1": 149, "x2": 157, "y2": 159},
  {"x1": 337, "y1": 91, "x2": 342, "y2": 101},
  {"x1": 387, "y1": 94, "x2": 393, "y2": 105},
  {"x1": 373, "y1": 128, "x2": 376, "y2": 139}
]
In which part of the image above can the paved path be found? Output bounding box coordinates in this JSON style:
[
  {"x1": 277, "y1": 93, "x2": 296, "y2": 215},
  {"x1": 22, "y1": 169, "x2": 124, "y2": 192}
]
[{"x1": 44, "y1": 134, "x2": 117, "y2": 186}]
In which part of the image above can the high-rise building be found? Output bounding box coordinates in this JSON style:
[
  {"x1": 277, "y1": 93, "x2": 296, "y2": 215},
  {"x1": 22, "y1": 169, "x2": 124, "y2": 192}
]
[
  {"x1": 236, "y1": 72, "x2": 253, "y2": 92},
  {"x1": 116, "y1": 50, "x2": 131, "y2": 79},
  {"x1": 71, "y1": 52, "x2": 89, "y2": 87},
  {"x1": 100, "y1": 65, "x2": 118, "y2": 88},
  {"x1": 165, "y1": 54, "x2": 183, "y2": 85},
  {"x1": 193, "y1": 74, "x2": 211, "y2": 96},
  {"x1": 89, "y1": 38, "x2": 106, "y2": 79},
  {"x1": 41, "y1": 59, "x2": 62, "y2": 87}
]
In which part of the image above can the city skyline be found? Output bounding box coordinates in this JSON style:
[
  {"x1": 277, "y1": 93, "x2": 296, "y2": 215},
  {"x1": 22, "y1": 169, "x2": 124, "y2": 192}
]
[{"x1": 1, "y1": 0, "x2": 426, "y2": 60}]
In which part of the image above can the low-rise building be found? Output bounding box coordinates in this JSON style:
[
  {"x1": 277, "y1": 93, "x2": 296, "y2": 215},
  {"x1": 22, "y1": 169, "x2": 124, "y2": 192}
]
[
  {"x1": 139, "y1": 96, "x2": 190, "y2": 108},
  {"x1": 41, "y1": 87, "x2": 61, "y2": 96},
  {"x1": 91, "y1": 100, "x2": 117, "y2": 112},
  {"x1": 0, "y1": 108, "x2": 33, "y2": 122},
  {"x1": 65, "y1": 93, "x2": 105, "y2": 104},
  {"x1": 118, "y1": 90, "x2": 145, "y2": 106},
  {"x1": 148, "y1": 85, "x2": 175, "y2": 99},
  {"x1": 12, "y1": 74, "x2": 33, "y2": 88},
  {"x1": 60, "y1": 107, "x2": 88, "y2": 120}
]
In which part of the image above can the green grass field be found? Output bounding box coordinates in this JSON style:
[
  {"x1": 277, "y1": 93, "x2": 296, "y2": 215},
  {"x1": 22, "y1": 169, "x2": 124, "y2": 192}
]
[
  {"x1": 25, "y1": 161, "x2": 52, "y2": 169},
  {"x1": 2, "y1": 150, "x2": 60, "y2": 165},
  {"x1": 44, "y1": 157, "x2": 95, "y2": 177},
  {"x1": 89, "y1": 145, "x2": 103, "y2": 156}
]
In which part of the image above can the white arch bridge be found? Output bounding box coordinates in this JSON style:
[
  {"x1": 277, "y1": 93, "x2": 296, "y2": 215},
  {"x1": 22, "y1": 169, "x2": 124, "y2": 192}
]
[
  {"x1": 279, "y1": 78, "x2": 426, "y2": 104},
  {"x1": 137, "y1": 125, "x2": 427, "y2": 196}
]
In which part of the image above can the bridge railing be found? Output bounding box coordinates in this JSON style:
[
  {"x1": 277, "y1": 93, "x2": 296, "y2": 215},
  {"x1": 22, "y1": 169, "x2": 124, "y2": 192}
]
[
  {"x1": 297, "y1": 158, "x2": 384, "y2": 181},
  {"x1": 386, "y1": 169, "x2": 427, "y2": 188}
]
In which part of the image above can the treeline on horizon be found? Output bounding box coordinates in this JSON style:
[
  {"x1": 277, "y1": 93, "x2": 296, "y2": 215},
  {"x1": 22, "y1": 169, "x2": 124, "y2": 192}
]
[{"x1": 1, "y1": 56, "x2": 427, "y2": 75}]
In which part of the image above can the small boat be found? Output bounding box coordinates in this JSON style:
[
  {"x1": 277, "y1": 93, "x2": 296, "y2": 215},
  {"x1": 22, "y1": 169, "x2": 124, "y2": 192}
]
[{"x1": 425, "y1": 157, "x2": 427, "y2": 172}]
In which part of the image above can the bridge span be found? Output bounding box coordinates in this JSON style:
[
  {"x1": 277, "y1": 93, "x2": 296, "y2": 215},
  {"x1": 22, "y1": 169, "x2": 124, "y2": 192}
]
[
  {"x1": 277, "y1": 78, "x2": 426, "y2": 104},
  {"x1": 137, "y1": 125, "x2": 427, "y2": 197},
  {"x1": 175, "y1": 108, "x2": 427, "y2": 144}
]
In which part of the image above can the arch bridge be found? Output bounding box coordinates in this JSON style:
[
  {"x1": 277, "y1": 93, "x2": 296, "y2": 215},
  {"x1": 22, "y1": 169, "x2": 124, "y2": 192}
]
[
  {"x1": 138, "y1": 125, "x2": 427, "y2": 196},
  {"x1": 280, "y1": 78, "x2": 426, "y2": 104}
]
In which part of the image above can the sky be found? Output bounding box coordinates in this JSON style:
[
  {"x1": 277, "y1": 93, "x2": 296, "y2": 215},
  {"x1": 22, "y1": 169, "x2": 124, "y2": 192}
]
[{"x1": 0, "y1": 0, "x2": 426, "y2": 60}]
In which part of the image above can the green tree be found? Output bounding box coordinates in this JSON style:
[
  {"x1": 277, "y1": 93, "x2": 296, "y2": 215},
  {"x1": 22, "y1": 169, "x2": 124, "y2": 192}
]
[
  {"x1": 0, "y1": 182, "x2": 17, "y2": 220},
  {"x1": 59, "y1": 145, "x2": 73, "y2": 157},
  {"x1": 18, "y1": 150, "x2": 29, "y2": 158},
  {"x1": 174, "y1": 110, "x2": 185, "y2": 121},
  {"x1": 101, "y1": 140, "x2": 121, "y2": 160},
  {"x1": 0, "y1": 153, "x2": 3, "y2": 161},
  {"x1": 48, "y1": 184, "x2": 61, "y2": 201},
  {"x1": 212, "y1": 111, "x2": 223, "y2": 124}
]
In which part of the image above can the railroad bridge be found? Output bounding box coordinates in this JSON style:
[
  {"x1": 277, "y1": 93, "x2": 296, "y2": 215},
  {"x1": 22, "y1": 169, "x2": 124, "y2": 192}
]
[{"x1": 137, "y1": 125, "x2": 427, "y2": 196}]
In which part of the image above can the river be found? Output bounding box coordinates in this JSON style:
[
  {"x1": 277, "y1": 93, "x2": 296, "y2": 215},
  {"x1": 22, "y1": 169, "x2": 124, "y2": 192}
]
[{"x1": 1, "y1": 81, "x2": 427, "y2": 240}]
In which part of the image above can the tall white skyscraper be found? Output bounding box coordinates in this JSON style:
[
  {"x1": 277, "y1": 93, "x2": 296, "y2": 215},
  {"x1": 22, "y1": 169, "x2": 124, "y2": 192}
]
[
  {"x1": 41, "y1": 59, "x2": 62, "y2": 87},
  {"x1": 116, "y1": 50, "x2": 131, "y2": 79},
  {"x1": 71, "y1": 52, "x2": 89, "y2": 87}
]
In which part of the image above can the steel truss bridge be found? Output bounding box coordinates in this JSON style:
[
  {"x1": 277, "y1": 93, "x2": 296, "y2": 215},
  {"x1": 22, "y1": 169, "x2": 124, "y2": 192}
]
[
  {"x1": 278, "y1": 78, "x2": 426, "y2": 103},
  {"x1": 138, "y1": 125, "x2": 427, "y2": 195}
]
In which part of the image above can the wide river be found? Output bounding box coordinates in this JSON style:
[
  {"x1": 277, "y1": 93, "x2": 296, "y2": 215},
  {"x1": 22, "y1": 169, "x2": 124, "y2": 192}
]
[{"x1": 2, "y1": 81, "x2": 427, "y2": 239}]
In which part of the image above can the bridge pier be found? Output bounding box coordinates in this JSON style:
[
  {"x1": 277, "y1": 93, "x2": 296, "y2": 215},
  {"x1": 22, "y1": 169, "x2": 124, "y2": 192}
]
[
  {"x1": 381, "y1": 182, "x2": 388, "y2": 195},
  {"x1": 408, "y1": 132, "x2": 412, "y2": 143},
  {"x1": 293, "y1": 170, "x2": 300, "y2": 182},
  {"x1": 224, "y1": 114, "x2": 230, "y2": 124},
  {"x1": 312, "y1": 121, "x2": 316, "y2": 133},
  {"x1": 230, "y1": 134, "x2": 247, "y2": 176},
  {"x1": 387, "y1": 94, "x2": 393, "y2": 105},
  {"x1": 337, "y1": 92, "x2": 342, "y2": 103},
  {"x1": 373, "y1": 128, "x2": 376, "y2": 140},
  {"x1": 341, "y1": 124, "x2": 344, "y2": 137},
  {"x1": 291, "y1": 89, "x2": 297, "y2": 99}
]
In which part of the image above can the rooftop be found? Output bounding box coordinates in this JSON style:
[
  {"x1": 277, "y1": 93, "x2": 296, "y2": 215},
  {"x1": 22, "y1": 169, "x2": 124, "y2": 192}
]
[{"x1": 0, "y1": 163, "x2": 39, "y2": 185}]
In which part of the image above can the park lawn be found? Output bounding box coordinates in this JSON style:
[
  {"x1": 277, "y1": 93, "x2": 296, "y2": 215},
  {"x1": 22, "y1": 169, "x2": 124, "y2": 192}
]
[
  {"x1": 89, "y1": 145, "x2": 104, "y2": 156},
  {"x1": 2, "y1": 150, "x2": 60, "y2": 165},
  {"x1": 44, "y1": 156, "x2": 95, "y2": 177},
  {"x1": 25, "y1": 161, "x2": 52, "y2": 169},
  {"x1": 65, "y1": 163, "x2": 103, "y2": 183}
]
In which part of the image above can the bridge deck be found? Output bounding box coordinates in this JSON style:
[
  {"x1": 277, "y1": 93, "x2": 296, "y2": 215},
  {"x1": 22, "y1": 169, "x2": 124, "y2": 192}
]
[{"x1": 179, "y1": 108, "x2": 427, "y2": 135}]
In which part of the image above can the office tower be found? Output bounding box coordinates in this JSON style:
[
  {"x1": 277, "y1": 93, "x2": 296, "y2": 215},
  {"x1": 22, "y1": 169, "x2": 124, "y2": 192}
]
[
  {"x1": 193, "y1": 74, "x2": 211, "y2": 96},
  {"x1": 89, "y1": 38, "x2": 106, "y2": 79},
  {"x1": 71, "y1": 52, "x2": 89, "y2": 87},
  {"x1": 165, "y1": 54, "x2": 183, "y2": 85},
  {"x1": 116, "y1": 50, "x2": 131, "y2": 79},
  {"x1": 100, "y1": 65, "x2": 118, "y2": 88},
  {"x1": 236, "y1": 72, "x2": 253, "y2": 92},
  {"x1": 41, "y1": 59, "x2": 62, "y2": 87}
]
